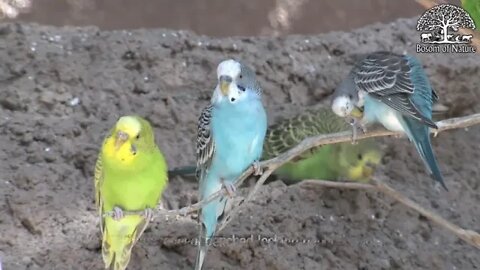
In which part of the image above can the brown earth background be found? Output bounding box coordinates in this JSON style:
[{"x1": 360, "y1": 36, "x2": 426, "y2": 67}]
[{"x1": 1, "y1": 1, "x2": 480, "y2": 270}]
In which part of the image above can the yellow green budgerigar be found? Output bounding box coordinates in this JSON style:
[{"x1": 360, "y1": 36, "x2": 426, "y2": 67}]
[
  {"x1": 263, "y1": 107, "x2": 383, "y2": 183},
  {"x1": 94, "y1": 116, "x2": 168, "y2": 270}
]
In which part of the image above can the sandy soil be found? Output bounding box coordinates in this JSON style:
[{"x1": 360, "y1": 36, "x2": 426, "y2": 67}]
[{"x1": 0, "y1": 18, "x2": 479, "y2": 270}]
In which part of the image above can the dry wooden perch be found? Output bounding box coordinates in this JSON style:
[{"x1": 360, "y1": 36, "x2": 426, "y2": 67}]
[
  {"x1": 217, "y1": 113, "x2": 480, "y2": 247},
  {"x1": 103, "y1": 113, "x2": 480, "y2": 248},
  {"x1": 300, "y1": 178, "x2": 480, "y2": 248},
  {"x1": 101, "y1": 0, "x2": 480, "y2": 253}
]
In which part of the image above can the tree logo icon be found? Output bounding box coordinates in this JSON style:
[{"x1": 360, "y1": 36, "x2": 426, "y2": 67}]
[{"x1": 417, "y1": 4, "x2": 476, "y2": 44}]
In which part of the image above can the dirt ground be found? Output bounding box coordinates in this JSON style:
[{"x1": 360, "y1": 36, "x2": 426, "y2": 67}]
[
  {"x1": 10, "y1": 0, "x2": 426, "y2": 36},
  {"x1": 0, "y1": 18, "x2": 479, "y2": 270}
]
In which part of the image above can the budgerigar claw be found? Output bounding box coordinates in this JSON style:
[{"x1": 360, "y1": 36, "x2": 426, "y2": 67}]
[
  {"x1": 221, "y1": 179, "x2": 236, "y2": 198},
  {"x1": 157, "y1": 201, "x2": 165, "y2": 210},
  {"x1": 252, "y1": 160, "x2": 263, "y2": 176},
  {"x1": 143, "y1": 208, "x2": 154, "y2": 221},
  {"x1": 359, "y1": 123, "x2": 367, "y2": 134},
  {"x1": 351, "y1": 128, "x2": 358, "y2": 144},
  {"x1": 349, "y1": 118, "x2": 358, "y2": 145},
  {"x1": 177, "y1": 207, "x2": 188, "y2": 217},
  {"x1": 349, "y1": 117, "x2": 366, "y2": 144},
  {"x1": 112, "y1": 206, "x2": 124, "y2": 221}
]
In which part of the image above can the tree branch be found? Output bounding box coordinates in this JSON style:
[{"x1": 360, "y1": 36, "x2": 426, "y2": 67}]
[
  {"x1": 299, "y1": 178, "x2": 480, "y2": 249},
  {"x1": 102, "y1": 113, "x2": 480, "y2": 248},
  {"x1": 214, "y1": 113, "x2": 480, "y2": 234}
]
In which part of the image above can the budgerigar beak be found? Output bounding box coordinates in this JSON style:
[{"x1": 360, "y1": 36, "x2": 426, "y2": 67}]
[
  {"x1": 365, "y1": 161, "x2": 377, "y2": 169},
  {"x1": 350, "y1": 106, "x2": 364, "y2": 118},
  {"x1": 114, "y1": 130, "x2": 129, "y2": 150},
  {"x1": 219, "y1": 75, "x2": 232, "y2": 96},
  {"x1": 363, "y1": 161, "x2": 378, "y2": 177}
]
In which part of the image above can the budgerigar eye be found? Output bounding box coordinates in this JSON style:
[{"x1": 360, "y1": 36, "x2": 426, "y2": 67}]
[
  {"x1": 357, "y1": 153, "x2": 363, "y2": 160},
  {"x1": 238, "y1": 85, "x2": 246, "y2": 92},
  {"x1": 136, "y1": 134, "x2": 140, "y2": 139}
]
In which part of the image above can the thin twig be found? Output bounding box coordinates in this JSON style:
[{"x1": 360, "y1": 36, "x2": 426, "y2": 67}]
[
  {"x1": 103, "y1": 113, "x2": 480, "y2": 221},
  {"x1": 101, "y1": 113, "x2": 480, "y2": 248},
  {"x1": 301, "y1": 179, "x2": 376, "y2": 190},
  {"x1": 216, "y1": 113, "x2": 480, "y2": 233},
  {"x1": 299, "y1": 178, "x2": 480, "y2": 249},
  {"x1": 102, "y1": 186, "x2": 232, "y2": 219},
  {"x1": 218, "y1": 167, "x2": 276, "y2": 231},
  {"x1": 371, "y1": 178, "x2": 480, "y2": 248}
]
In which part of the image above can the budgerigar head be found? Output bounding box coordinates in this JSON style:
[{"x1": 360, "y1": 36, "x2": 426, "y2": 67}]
[
  {"x1": 331, "y1": 72, "x2": 361, "y2": 118},
  {"x1": 338, "y1": 140, "x2": 383, "y2": 182},
  {"x1": 212, "y1": 59, "x2": 261, "y2": 104},
  {"x1": 103, "y1": 115, "x2": 155, "y2": 165}
]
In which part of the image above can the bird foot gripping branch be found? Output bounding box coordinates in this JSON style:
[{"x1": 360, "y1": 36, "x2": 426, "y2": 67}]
[
  {"x1": 252, "y1": 160, "x2": 263, "y2": 176},
  {"x1": 112, "y1": 206, "x2": 125, "y2": 221},
  {"x1": 221, "y1": 179, "x2": 237, "y2": 198},
  {"x1": 348, "y1": 117, "x2": 367, "y2": 145},
  {"x1": 143, "y1": 208, "x2": 154, "y2": 222}
]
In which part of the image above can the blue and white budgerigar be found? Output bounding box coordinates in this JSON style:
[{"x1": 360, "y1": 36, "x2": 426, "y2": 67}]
[
  {"x1": 195, "y1": 59, "x2": 267, "y2": 269},
  {"x1": 331, "y1": 51, "x2": 446, "y2": 190}
]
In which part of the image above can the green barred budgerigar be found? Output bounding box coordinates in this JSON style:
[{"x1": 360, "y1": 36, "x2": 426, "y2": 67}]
[{"x1": 263, "y1": 107, "x2": 383, "y2": 183}]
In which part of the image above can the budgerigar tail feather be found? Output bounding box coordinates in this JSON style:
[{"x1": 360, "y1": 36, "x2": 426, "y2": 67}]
[
  {"x1": 195, "y1": 224, "x2": 209, "y2": 270},
  {"x1": 195, "y1": 196, "x2": 228, "y2": 270},
  {"x1": 404, "y1": 118, "x2": 447, "y2": 190},
  {"x1": 102, "y1": 226, "x2": 134, "y2": 270},
  {"x1": 102, "y1": 216, "x2": 149, "y2": 270},
  {"x1": 168, "y1": 165, "x2": 197, "y2": 177}
]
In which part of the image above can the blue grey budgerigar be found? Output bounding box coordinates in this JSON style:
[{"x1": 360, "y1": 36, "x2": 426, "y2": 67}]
[
  {"x1": 331, "y1": 51, "x2": 446, "y2": 190},
  {"x1": 195, "y1": 59, "x2": 268, "y2": 270}
]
